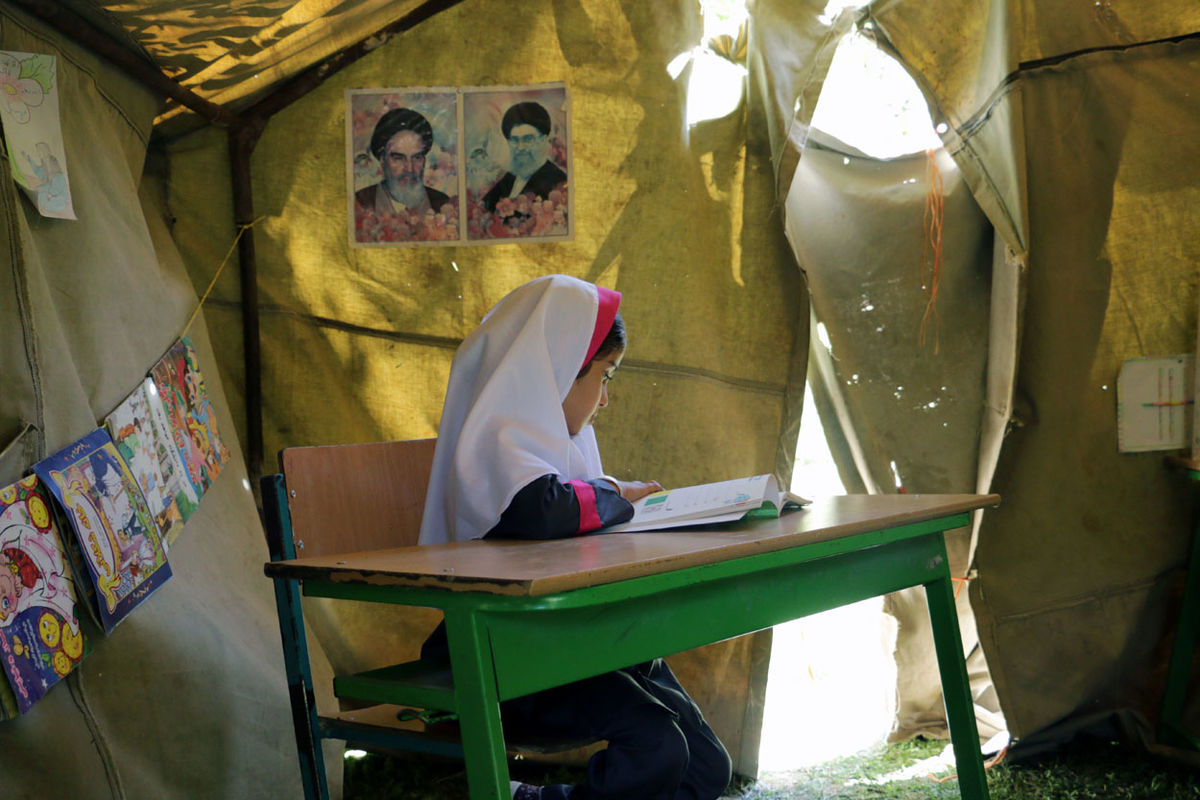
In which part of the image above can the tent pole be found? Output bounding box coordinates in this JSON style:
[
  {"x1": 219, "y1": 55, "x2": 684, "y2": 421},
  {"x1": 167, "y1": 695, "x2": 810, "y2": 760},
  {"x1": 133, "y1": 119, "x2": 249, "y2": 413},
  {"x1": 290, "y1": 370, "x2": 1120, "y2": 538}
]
[{"x1": 229, "y1": 122, "x2": 267, "y2": 486}]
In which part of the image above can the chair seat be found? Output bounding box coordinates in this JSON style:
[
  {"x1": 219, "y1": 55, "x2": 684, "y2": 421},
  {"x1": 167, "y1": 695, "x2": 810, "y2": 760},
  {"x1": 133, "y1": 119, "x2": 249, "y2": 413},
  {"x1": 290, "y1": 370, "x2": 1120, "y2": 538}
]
[
  {"x1": 334, "y1": 658, "x2": 457, "y2": 711},
  {"x1": 332, "y1": 659, "x2": 601, "y2": 755},
  {"x1": 263, "y1": 440, "x2": 600, "y2": 798},
  {"x1": 327, "y1": 703, "x2": 601, "y2": 756}
]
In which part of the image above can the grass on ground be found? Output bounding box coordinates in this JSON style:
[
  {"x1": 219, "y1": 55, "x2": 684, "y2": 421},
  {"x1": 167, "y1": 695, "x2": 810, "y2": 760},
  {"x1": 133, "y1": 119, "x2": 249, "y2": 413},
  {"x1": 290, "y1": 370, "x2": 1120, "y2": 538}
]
[{"x1": 344, "y1": 735, "x2": 1200, "y2": 799}]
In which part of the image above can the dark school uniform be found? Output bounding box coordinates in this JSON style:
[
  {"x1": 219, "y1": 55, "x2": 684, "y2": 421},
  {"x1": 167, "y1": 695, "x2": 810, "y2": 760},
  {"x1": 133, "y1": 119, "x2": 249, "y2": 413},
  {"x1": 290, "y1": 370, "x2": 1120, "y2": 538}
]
[{"x1": 421, "y1": 475, "x2": 732, "y2": 800}]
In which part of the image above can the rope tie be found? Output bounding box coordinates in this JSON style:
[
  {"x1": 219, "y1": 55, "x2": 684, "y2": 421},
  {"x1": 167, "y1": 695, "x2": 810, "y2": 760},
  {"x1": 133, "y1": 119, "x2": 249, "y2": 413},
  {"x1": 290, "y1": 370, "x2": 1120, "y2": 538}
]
[{"x1": 181, "y1": 215, "x2": 266, "y2": 335}]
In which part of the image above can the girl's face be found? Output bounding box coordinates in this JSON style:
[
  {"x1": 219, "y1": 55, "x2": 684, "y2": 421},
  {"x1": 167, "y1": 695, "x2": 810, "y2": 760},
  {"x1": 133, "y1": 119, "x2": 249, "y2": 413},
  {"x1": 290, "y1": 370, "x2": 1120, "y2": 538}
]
[{"x1": 562, "y1": 348, "x2": 624, "y2": 436}]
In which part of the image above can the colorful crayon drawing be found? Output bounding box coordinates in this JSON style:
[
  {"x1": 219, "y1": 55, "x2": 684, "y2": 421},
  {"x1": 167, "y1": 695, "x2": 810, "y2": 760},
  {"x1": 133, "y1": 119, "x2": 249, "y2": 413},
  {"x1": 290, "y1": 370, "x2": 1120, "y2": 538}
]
[
  {"x1": 0, "y1": 51, "x2": 75, "y2": 219},
  {"x1": 33, "y1": 429, "x2": 171, "y2": 634},
  {"x1": 0, "y1": 475, "x2": 88, "y2": 715},
  {"x1": 149, "y1": 337, "x2": 230, "y2": 498},
  {"x1": 106, "y1": 378, "x2": 200, "y2": 546}
]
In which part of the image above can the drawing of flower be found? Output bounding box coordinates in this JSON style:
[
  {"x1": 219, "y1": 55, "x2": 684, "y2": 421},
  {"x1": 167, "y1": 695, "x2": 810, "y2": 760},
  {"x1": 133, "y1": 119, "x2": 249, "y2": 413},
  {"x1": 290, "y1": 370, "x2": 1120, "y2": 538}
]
[
  {"x1": 38, "y1": 612, "x2": 60, "y2": 649},
  {"x1": 61, "y1": 622, "x2": 84, "y2": 660},
  {"x1": 25, "y1": 492, "x2": 51, "y2": 532},
  {"x1": 0, "y1": 53, "x2": 44, "y2": 124}
]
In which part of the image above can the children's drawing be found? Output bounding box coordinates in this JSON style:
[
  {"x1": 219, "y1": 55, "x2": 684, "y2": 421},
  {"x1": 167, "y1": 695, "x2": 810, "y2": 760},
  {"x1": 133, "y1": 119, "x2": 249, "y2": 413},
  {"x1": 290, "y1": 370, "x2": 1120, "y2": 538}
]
[
  {"x1": 0, "y1": 51, "x2": 75, "y2": 219},
  {"x1": 0, "y1": 475, "x2": 88, "y2": 714},
  {"x1": 149, "y1": 336, "x2": 231, "y2": 498},
  {"x1": 33, "y1": 429, "x2": 171, "y2": 634},
  {"x1": 106, "y1": 378, "x2": 201, "y2": 547}
]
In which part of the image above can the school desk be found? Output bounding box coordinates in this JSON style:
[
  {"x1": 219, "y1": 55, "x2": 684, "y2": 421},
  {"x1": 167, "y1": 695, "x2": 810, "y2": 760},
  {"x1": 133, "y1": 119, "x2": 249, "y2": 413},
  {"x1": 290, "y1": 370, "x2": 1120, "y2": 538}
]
[
  {"x1": 1160, "y1": 456, "x2": 1200, "y2": 749},
  {"x1": 264, "y1": 491, "x2": 999, "y2": 800}
]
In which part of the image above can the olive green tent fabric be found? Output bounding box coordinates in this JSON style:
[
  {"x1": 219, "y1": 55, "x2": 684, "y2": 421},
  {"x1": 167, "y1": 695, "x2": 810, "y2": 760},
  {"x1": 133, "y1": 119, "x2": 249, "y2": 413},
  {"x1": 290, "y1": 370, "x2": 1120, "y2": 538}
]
[
  {"x1": 746, "y1": 0, "x2": 850, "y2": 197},
  {"x1": 748, "y1": 0, "x2": 1007, "y2": 746},
  {"x1": 164, "y1": 0, "x2": 807, "y2": 779},
  {"x1": 18, "y1": 0, "x2": 1200, "y2": 790},
  {"x1": 875, "y1": 0, "x2": 1200, "y2": 751},
  {"x1": 783, "y1": 139, "x2": 1006, "y2": 743},
  {"x1": 752, "y1": 0, "x2": 1200, "y2": 756},
  {"x1": 966, "y1": 40, "x2": 1200, "y2": 747},
  {"x1": 0, "y1": 5, "x2": 332, "y2": 798}
]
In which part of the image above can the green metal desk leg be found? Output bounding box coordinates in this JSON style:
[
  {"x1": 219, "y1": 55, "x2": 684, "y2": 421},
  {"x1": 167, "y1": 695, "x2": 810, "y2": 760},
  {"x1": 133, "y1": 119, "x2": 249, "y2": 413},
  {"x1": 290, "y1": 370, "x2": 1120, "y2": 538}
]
[
  {"x1": 926, "y1": 567, "x2": 990, "y2": 800},
  {"x1": 444, "y1": 608, "x2": 511, "y2": 800},
  {"x1": 1159, "y1": 503, "x2": 1200, "y2": 749}
]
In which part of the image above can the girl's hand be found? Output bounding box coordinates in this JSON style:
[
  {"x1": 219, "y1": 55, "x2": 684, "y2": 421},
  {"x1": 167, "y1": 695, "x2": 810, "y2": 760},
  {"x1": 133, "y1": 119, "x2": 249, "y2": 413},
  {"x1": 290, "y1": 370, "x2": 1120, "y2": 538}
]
[{"x1": 616, "y1": 479, "x2": 664, "y2": 503}]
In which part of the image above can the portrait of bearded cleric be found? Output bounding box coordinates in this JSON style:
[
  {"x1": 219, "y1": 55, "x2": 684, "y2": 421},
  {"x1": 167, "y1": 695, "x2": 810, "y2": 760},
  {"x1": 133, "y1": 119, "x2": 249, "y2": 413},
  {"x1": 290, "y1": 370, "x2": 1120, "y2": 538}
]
[{"x1": 348, "y1": 90, "x2": 459, "y2": 245}]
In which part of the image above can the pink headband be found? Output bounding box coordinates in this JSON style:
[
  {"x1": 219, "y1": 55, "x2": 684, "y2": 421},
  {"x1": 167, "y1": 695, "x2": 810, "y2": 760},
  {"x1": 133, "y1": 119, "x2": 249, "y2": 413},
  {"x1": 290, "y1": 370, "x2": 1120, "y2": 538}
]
[{"x1": 582, "y1": 286, "x2": 621, "y2": 369}]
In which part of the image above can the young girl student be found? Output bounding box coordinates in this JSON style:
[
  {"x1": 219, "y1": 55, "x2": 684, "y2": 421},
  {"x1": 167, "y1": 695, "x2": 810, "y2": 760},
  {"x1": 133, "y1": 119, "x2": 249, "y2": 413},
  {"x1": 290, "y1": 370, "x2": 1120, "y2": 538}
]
[{"x1": 419, "y1": 274, "x2": 732, "y2": 800}]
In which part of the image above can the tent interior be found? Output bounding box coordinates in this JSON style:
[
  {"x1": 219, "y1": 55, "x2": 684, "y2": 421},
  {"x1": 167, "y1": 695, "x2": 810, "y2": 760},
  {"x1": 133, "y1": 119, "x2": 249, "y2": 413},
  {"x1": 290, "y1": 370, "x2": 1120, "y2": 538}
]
[{"x1": 1, "y1": 0, "x2": 1199, "y2": 796}]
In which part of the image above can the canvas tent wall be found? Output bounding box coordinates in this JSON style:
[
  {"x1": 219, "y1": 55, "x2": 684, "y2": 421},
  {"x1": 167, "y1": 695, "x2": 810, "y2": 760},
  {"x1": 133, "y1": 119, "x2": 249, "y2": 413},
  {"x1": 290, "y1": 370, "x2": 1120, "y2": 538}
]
[
  {"x1": 751, "y1": 0, "x2": 1200, "y2": 754},
  {"x1": 1, "y1": 0, "x2": 804, "y2": 795},
  {"x1": 2, "y1": 0, "x2": 1200, "y2": 797},
  {"x1": 162, "y1": 0, "x2": 807, "y2": 779},
  {"x1": 0, "y1": 5, "x2": 332, "y2": 797}
]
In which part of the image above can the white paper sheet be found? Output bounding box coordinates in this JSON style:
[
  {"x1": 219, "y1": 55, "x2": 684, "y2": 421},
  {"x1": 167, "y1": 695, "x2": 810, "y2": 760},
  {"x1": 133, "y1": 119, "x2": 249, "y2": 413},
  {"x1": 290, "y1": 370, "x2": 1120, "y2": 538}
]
[
  {"x1": 1117, "y1": 355, "x2": 1194, "y2": 452},
  {"x1": 0, "y1": 51, "x2": 74, "y2": 220}
]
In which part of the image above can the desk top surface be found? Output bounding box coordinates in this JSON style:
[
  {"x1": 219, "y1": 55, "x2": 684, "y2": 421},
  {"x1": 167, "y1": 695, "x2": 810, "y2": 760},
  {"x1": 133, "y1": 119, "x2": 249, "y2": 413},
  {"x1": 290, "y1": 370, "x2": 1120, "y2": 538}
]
[{"x1": 265, "y1": 493, "x2": 998, "y2": 597}]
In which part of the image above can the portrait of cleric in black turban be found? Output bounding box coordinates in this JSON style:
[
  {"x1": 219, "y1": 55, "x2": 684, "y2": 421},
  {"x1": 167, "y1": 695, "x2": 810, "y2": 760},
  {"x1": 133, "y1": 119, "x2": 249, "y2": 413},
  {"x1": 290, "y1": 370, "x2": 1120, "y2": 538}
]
[
  {"x1": 347, "y1": 90, "x2": 459, "y2": 245},
  {"x1": 463, "y1": 86, "x2": 571, "y2": 242}
]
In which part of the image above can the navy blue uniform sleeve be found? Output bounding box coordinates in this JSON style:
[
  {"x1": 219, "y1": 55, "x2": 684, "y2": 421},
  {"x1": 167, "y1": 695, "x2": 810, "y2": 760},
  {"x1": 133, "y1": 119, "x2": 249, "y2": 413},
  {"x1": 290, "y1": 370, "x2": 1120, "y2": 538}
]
[
  {"x1": 484, "y1": 474, "x2": 634, "y2": 540},
  {"x1": 423, "y1": 475, "x2": 635, "y2": 661}
]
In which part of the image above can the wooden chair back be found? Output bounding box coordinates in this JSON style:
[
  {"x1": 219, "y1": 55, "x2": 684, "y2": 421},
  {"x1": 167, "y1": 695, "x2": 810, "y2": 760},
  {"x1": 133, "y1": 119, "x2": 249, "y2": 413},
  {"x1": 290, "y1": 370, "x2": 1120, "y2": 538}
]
[{"x1": 280, "y1": 438, "x2": 437, "y2": 559}]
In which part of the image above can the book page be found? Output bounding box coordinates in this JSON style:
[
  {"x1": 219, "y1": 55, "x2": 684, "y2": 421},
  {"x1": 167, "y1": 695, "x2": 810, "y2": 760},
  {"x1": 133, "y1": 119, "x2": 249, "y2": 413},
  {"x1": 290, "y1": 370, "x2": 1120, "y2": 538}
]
[{"x1": 604, "y1": 475, "x2": 776, "y2": 533}]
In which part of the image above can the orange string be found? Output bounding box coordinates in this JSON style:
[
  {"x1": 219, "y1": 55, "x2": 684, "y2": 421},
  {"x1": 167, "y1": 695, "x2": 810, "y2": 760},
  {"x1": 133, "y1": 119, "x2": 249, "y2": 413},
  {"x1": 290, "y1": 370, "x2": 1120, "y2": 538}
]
[
  {"x1": 920, "y1": 148, "x2": 944, "y2": 352},
  {"x1": 952, "y1": 575, "x2": 968, "y2": 600}
]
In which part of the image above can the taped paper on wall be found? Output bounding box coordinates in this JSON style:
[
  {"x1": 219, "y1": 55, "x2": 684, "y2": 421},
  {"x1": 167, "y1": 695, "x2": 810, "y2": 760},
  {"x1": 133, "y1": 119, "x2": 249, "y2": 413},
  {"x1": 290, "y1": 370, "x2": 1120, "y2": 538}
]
[{"x1": 1117, "y1": 355, "x2": 1194, "y2": 453}]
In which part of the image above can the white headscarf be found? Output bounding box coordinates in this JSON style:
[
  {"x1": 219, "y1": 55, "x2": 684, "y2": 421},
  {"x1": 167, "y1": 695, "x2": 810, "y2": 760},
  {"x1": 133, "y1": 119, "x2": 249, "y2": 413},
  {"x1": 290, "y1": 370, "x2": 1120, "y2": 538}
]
[{"x1": 419, "y1": 275, "x2": 621, "y2": 544}]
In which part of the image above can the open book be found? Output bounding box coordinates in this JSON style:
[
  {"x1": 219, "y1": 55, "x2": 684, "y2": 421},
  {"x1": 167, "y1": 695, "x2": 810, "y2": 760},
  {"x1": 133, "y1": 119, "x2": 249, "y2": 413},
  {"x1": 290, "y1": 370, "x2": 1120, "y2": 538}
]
[{"x1": 604, "y1": 474, "x2": 810, "y2": 533}]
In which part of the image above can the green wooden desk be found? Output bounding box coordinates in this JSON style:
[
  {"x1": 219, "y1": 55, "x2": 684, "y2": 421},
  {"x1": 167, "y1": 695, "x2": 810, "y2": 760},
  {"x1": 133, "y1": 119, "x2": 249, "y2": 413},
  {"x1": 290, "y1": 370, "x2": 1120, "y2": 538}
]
[
  {"x1": 265, "y1": 492, "x2": 999, "y2": 800},
  {"x1": 1161, "y1": 456, "x2": 1200, "y2": 749}
]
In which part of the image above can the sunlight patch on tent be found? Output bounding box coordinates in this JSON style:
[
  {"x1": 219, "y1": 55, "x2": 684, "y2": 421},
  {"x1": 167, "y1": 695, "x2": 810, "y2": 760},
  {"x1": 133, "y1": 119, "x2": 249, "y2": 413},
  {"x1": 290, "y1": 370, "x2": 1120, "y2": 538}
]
[
  {"x1": 757, "y1": 386, "x2": 897, "y2": 772},
  {"x1": 685, "y1": 51, "x2": 745, "y2": 125},
  {"x1": 815, "y1": 320, "x2": 833, "y2": 351},
  {"x1": 818, "y1": 0, "x2": 868, "y2": 27},
  {"x1": 810, "y1": 30, "x2": 942, "y2": 159},
  {"x1": 669, "y1": 0, "x2": 748, "y2": 127}
]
